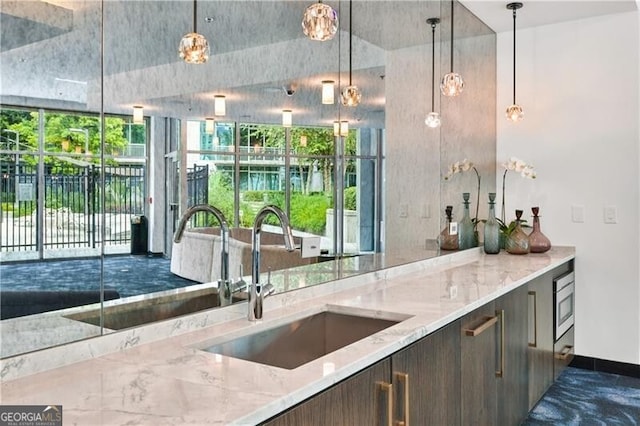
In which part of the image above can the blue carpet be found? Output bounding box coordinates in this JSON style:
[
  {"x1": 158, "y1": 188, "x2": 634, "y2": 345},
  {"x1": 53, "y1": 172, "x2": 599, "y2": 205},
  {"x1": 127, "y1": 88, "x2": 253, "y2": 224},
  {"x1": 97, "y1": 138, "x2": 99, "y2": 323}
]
[
  {"x1": 524, "y1": 367, "x2": 640, "y2": 425},
  {"x1": 0, "y1": 255, "x2": 197, "y2": 298}
]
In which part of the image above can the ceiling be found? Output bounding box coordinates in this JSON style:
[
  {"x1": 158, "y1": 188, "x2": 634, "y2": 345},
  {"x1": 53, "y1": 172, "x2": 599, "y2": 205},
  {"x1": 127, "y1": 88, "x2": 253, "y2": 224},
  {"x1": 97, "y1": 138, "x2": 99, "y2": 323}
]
[
  {"x1": 0, "y1": 0, "x2": 637, "y2": 128},
  {"x1": 461, "y1": 0, "x2": 637, "y2": 33}
]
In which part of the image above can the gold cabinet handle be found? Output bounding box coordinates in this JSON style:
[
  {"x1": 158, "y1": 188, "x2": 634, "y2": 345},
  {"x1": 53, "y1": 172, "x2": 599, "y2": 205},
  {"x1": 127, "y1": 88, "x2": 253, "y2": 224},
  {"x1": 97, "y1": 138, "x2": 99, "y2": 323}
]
[
  {"x1": 555, "y1": 345, "x2": 574, "y2": 360},
  {"x1": 496, "y1": 309, "x2": 505, "y2": 378},
  {"x1": 528, "y1": 291, "x2": 537, "y2": 348},
  {"x1": 394, "y1": 372, "x2": 409, "y2": 426},
  {"x1": 378, "y1": 381, "x2": 393, "y2": 426},
  {"x1": 464, "y1": 315, "x2": 498, "y2": 336}
]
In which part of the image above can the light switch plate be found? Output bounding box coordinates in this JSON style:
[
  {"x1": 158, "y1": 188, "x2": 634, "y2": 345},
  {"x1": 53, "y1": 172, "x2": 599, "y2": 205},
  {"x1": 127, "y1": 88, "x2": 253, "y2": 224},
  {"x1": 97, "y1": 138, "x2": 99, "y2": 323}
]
[
  {"x1": 604, "y1": 205, "x2": 617, "y2": 224},
  {"x1": 399, "y1": 204, "x2": 408, "y2": 218},
  {"x1": 301, "y1": 236, "x2": 321, "y2": 258},
  {"x1": 571, "y1": 205, "x2": 585, "y2": 223}
]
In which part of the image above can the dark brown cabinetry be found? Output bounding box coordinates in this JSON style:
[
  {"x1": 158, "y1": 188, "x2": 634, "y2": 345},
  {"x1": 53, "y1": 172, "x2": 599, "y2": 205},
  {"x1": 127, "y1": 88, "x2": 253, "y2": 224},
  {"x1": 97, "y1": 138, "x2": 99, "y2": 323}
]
[
  {"x1": 265, "y1": 322, "x2": 461, "y2": 426},
  {"x1": 263, "y1": 359, "x2": 391, "y2": 426},
  {"x1": 392, "y1": 320, "x2": 461, "y2": 426},
  {"x1": 266, "y1": 261, "x2": 573, "y2": 426},
  {"x1": 527, "y1": 262, "x2": 573, "y2": 408},
  {"x1": 460, "y1": 301, "x2": 498, "y2": 425},
  {"x1": 460, "y1": 286, "x2": 530, "y2": 426}
]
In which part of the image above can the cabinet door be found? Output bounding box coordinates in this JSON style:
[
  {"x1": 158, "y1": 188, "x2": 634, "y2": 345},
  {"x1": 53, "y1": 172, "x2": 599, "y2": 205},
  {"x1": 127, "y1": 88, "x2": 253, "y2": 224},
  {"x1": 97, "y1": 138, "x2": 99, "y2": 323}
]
[
  {"x1": 460, "y1": 301, "x2": 497, "y2": 426},
  {"x1": 527, "y1": 271, "x2": 554, "y2": 408},
  {"x1": 496, "y1": 285, "x2": 529, "y2": 425},
  {"x1": 263, "y1": 358, "x2": 391, "y2": 426},
  {"x1": 392, "y1": 320, "x2": 461, "y2": 426}
]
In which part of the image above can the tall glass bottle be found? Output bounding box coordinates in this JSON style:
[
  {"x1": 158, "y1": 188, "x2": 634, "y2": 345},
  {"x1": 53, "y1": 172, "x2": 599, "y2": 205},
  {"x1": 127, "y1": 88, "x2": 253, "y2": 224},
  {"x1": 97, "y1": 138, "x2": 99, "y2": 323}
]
[
  {"x1": 458, "y1": 192, "x2": 476, "y2": 250},
  {"x1": 505, "y1": 209, "x2": 529, "y2": 255},
  {"x1": 484, "y1": 193, "x2": 500, "y2": 254},
  {"x1": 528, "y1": 207, "x2": 551, "y2": 253},
  {"x1": 439, "y1": 205, "x2": 459, "y2": 251}
]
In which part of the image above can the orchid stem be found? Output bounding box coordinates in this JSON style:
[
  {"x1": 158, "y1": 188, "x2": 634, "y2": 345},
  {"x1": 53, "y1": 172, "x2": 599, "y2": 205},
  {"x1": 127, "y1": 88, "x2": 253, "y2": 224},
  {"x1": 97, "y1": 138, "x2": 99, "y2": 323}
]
[{"x1": 501, "y1": 169, "x2": 508, "y2": 223}]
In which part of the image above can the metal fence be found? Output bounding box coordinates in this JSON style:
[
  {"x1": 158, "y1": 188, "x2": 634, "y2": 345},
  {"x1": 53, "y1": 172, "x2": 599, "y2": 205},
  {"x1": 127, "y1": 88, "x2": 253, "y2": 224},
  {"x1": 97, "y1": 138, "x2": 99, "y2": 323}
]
[
  {"x1": 186, "y1": 164, "x2": 210, "y2": 227},
  {"x1": 1, "y1": 162, "x2": 145, "y2": 253}
]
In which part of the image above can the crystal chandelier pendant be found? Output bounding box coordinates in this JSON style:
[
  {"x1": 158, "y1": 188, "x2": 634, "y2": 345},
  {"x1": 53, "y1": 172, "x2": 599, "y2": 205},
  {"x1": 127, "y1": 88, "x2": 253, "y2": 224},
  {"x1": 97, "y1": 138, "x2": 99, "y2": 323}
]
[
  {"x1": 178, "y1": 32, "x2": 210, "y2": 64},
  {"x1": 425, "y1": 112, "x2": 441, "y2": 128},
  {"x1": 302, "y1": 2, "x2": 338, "y2": 41},
  {"x1": 440, "y1": 72, "x2": 464, "y2": 97},
  {"x1": 506, "y1": 104, "x2": 524, "y2": 122},
  {"x1": 341, "y1": 85, "x2": 362, "y2": 107}
]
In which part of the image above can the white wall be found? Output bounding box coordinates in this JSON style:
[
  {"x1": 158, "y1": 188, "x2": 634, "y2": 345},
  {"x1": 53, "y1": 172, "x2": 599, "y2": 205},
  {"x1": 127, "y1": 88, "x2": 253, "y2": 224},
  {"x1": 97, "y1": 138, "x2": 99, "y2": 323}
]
[{"x1": 496, "y1": 12, "x2": 640, "y2": 364}]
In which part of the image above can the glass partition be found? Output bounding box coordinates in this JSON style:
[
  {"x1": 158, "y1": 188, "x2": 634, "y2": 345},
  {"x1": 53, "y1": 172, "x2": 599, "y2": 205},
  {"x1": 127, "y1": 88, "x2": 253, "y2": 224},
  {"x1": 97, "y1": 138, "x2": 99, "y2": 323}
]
[{"x1": 0, "y1": 0, "x2": 497, "y2": 359}]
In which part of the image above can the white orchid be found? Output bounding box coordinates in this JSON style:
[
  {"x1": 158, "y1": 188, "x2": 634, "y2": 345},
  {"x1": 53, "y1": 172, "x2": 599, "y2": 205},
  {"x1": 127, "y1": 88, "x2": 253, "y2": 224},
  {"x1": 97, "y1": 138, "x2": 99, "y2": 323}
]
[
  {"x1": 501, "y1": 157, "x2": 537, "y2": 221},
  {"x1": 502, "y1": 157, "x2": 535, "y2": 178},
  {"x1": 443, "y1": 158, "x2": 481, "y2": 227},
  {"x1": 444, "y1": 158, "x2": 474, "y2": 180}
]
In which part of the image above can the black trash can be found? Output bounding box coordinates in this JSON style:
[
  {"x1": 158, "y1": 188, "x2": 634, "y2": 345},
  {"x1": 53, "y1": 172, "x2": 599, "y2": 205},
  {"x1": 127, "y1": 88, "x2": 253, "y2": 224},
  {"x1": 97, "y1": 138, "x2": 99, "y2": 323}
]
[{"x1": 130, "y1": 215, "x2": 148, "y2": 255}]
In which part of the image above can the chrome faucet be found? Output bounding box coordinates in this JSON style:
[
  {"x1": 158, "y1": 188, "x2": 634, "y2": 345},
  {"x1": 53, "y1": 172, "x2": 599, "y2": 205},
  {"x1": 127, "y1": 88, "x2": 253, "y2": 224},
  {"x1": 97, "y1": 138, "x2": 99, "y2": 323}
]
[
  {"x1": 249, "y1": 205, "x2": 295, "y2": 321},
  {"x1": 174, "y1": 204, "x2": 232, "y2": 306}
]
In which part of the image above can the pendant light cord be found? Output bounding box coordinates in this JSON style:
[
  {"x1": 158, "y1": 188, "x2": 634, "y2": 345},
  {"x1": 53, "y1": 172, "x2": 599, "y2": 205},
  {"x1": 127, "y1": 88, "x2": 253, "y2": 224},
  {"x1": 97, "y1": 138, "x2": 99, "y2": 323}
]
[
  {"x1": 348, "y1": 0, "x2": 353, "y2": 85},
  {"x1": 450, "y1": 0, "x2": 454, "y2": 73},
  {"x1": 512, "y1": 7, "x2": 517, "y2": 104},
  {"x1": 193, "y1": 0, "x2": 198, "y2": 33},
  {"x1": 431, "y1": 22, "x2": 436, "y2": 111}
]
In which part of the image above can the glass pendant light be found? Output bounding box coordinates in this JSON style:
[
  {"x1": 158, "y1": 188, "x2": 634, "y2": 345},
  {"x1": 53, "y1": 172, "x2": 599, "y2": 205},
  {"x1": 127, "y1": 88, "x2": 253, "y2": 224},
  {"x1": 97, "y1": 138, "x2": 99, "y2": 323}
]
[
  {"x1": 506, "y1": 2, "x2": 524, "y2": 122},
  {"x1": 440, "y1": 0, "x2": 464, "y2": 97},
  {"x1": 302, "y1": 1, "x2": 338, "y2": 41},
  {"x1": 425, "y1": 18, "x2": 441, "y2": 128},
  {"x1": 341, "y1": 0, "x2": 362, "y2": 107},
  {"x1": 178, "y1": 0, "x2": 210, "y2": 64}
]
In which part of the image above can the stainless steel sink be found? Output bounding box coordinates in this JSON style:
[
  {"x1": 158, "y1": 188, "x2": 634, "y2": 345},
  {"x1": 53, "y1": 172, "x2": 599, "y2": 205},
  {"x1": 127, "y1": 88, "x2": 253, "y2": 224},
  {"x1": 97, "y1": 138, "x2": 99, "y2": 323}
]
[
  {"x1": 65, "y1": 287, "x2": 242, "y2": 330},
  {"x1": 201, "y1": 310, "x2": 404, "y2": 369}
]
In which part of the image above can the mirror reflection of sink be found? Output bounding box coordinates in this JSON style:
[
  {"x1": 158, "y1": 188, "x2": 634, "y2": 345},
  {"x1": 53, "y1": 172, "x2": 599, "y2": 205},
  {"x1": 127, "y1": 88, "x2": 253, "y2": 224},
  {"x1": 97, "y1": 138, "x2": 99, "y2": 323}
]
[
  {"x1": 200, "y1": 308, "x2": 409, "y2": 370},
  {"x1": 65, "y1": 287, "x2": 243, "y2": 330}
]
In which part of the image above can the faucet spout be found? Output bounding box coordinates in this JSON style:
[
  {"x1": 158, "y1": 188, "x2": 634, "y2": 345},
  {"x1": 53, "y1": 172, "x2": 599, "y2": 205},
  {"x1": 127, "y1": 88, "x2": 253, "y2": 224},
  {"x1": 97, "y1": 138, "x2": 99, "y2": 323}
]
[
  {"x1": 249, "y1": 205, "x2": 296, "y2": 321},
  {"x1": 174, "y1": 204, "x2": 230, "y2": 305}
]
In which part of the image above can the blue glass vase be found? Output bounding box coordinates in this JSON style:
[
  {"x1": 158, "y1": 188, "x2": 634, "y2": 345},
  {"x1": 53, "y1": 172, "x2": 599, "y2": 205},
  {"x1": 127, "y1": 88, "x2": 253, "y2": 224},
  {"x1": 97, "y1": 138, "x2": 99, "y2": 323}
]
[
  {"x1": 484, "y1": 193, "x2": 500, "y2": 254},
  {"x1": 458, "y1": 193, "x2": 476, "y2": 250}
]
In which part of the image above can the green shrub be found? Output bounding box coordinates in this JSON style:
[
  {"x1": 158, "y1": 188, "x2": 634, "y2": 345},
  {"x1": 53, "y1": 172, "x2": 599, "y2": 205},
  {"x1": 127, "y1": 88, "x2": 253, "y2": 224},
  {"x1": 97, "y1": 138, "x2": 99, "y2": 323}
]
[
  {"x1": 242, "y1": 191, "x2": 263, "y2": 202},
  {"x1": 290, "y1": 193, "x2": 330, "y2": 234},
  {"x1": 344, "y1": 186, "x2": 357, "y2": 211},
  {"x1": 208, "y1": 172, "x2": 235, "y2": 223}
]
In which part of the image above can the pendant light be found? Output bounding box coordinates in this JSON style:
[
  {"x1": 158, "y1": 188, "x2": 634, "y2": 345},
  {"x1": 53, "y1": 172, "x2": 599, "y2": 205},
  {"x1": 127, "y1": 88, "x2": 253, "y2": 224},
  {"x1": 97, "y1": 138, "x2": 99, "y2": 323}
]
[
  {"x1": 506, "y1": 2, "x2": 524, "y2": 122},
  {"x1": 440, "y1": 0, "x2": 464, "y2": 97},
  {"x1": 205, "y1": 118, "x2": 215, "y2": 134},
  {"x1": 322, "y1": 80, "x2": 335, "y2": 104},
  {"x1": 282, "y1": 110, "x2": 292, "y2": 128},
  {"x1": 178, "y1": 0, "x2": 210, "y2": 64},
  {"x1": 341, "y1": 0, "x2": 361, "y2": 107},
  {"x1": 214, "y1": 95, "x2": 226, "y2": 116},
  {"x1": 132, "y1": 106, "x2": 144, "y2": 124},
  {"x1": 425, "y1": 18, "x2": 441, "y2": 128},
  {"x1": 302, "y1": 1, "x2": 338, "y2": 41}
]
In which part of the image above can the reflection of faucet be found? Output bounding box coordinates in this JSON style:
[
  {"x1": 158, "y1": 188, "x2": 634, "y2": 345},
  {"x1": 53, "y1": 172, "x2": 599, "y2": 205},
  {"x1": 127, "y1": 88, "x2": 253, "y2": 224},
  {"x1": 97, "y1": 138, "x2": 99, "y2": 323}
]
[
  {"x1": 249, "y1": 205, "x2": 295, "y2": 321},
  {"x1": 173, "y1": 204, "x2": 232, "y2": 306}
]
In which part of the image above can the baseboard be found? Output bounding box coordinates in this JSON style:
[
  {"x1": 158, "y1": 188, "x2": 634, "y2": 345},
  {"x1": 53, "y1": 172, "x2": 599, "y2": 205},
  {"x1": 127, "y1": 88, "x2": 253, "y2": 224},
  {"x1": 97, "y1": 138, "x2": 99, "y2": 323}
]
[{"x1": 570, "y1": 355, "x2": 640, "y2": 379}]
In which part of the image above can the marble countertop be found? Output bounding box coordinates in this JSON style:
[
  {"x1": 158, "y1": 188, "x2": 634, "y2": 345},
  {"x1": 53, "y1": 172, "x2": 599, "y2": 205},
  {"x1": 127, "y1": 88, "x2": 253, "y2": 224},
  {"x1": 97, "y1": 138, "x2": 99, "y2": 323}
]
[
  {"x1": 0, "y1": 247, "x2": 575, "y2": 425},
  {"x1": 0, "y1": 248, "x2": 439, "y2": 359}
]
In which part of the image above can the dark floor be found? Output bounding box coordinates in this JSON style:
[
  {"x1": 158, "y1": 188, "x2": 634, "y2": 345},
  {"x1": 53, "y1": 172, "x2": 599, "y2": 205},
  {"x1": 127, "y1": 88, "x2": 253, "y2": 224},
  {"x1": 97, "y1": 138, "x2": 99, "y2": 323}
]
[
  {"x1": 524, "y1": 367, "x2": 640, "y2": 425},
  {"x1": 0, "y1": 255, "x2": 197, "y2": 298}
]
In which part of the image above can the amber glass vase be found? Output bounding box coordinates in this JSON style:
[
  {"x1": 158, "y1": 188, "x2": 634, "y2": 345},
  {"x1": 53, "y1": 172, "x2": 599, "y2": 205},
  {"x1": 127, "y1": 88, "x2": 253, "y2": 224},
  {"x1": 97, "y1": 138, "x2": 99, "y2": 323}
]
[
  {"x1": 528, "y1": 207, "x2": 551, "y2": 253},
  {"x1": 505, "y1": 209, "x2": 529, "y2": 255},
  {"x1": 439, "y1": 206, "x2": 459, "y2": 251}
]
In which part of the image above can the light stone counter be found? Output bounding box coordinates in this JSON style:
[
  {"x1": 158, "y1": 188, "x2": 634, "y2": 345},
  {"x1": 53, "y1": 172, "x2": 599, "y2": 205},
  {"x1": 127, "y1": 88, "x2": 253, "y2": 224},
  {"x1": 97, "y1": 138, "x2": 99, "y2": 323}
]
[{"x1": 0, "y1": 247, "x2": 575, "y2": 425}]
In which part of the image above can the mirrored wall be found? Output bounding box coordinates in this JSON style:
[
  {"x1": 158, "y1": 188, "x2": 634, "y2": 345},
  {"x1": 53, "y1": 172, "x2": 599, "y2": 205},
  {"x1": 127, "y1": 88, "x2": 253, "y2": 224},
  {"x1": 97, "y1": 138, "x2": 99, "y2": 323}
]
[{"x1": 0, "y1": 0, "x2": 495, "y2": 359}]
